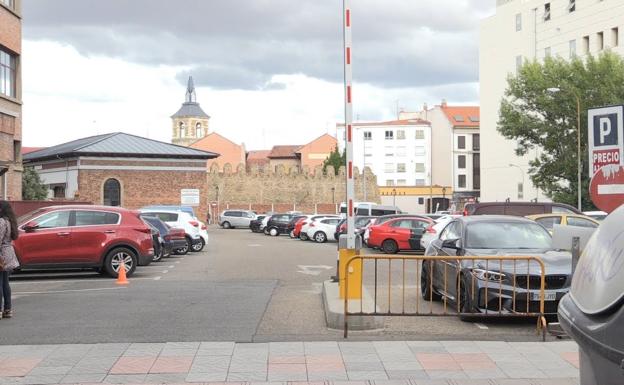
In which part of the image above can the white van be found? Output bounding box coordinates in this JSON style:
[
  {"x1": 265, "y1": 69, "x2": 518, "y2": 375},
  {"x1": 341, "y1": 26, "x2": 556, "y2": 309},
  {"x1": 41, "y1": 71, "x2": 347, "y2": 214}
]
[{"x1": 339, "y1": 202, "x2": 402, "y2": 217}]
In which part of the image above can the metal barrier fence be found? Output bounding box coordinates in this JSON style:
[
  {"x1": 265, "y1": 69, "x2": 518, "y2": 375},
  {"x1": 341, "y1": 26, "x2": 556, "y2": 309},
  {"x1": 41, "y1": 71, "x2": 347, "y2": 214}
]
[{"x1": 344, "y1": 255, "x2": 550, "y2": 340}]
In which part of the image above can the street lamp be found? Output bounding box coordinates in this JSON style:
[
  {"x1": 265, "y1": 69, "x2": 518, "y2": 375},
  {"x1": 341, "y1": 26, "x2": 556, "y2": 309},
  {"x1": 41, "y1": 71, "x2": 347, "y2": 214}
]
[
  {"x1": 509, "y1": 164, "x2": 525, "y2": 200},
  {"x1": 392, "y1": 188, "x2": 397, "y2": 206},
  {"x1": 547, "y1": 87, "x2": 582, "y2": 211}
]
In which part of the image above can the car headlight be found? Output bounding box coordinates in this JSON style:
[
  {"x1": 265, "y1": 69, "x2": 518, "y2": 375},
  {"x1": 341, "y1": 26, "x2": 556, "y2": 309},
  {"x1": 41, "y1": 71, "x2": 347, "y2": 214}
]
[{"x1": 470, "y1": 268, "x2": 506, "y2": 282}]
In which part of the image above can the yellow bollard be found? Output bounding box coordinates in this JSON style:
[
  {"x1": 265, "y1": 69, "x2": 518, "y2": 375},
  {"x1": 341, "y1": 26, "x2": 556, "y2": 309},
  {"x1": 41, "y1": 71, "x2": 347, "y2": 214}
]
[{"x1": 339, "y1": 248, "x2": 362, "y2": 299}]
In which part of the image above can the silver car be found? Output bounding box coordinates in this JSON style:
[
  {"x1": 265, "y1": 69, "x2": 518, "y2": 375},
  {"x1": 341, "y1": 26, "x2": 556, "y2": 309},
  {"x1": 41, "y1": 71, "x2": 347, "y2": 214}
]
[{"x1": 219, "y1": 210, "x2": 256, "y2": 229}]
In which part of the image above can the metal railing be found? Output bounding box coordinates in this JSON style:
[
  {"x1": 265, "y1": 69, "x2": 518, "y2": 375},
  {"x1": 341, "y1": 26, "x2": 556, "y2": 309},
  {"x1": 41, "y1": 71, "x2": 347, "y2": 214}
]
[{"x1": 344, "y1": 255, "x2": 550, "y2": 340}]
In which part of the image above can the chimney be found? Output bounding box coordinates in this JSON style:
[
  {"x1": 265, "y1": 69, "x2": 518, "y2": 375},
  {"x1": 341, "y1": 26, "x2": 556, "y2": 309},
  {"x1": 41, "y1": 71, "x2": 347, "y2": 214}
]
[{"x1": 441, "y1": 99, "x2": 447, "y2": 108}]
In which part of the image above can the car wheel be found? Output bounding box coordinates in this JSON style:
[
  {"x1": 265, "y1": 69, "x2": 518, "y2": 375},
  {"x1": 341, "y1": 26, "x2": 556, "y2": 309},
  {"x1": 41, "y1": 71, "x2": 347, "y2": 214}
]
[
  {"x1": 421, "y1": 261, "x2": 442, "y2": 301},
  {"x1": 152, "y1": 246, "x2": 164, "y2": 262},
  {"x1": 104, "y1": 247, "x2": 138, "y2": 278},
  {"x1": 381, "y1": 239, "x2": 399, "y2": 254},
  {"x1": 222, "y1": 221, "x2": 231, "y2": 229},
  {"x1": 175, "y1": 238, "x2": 190, "y2": 255},
  {"x1": 269, "y1": 227, "x2": 279, "y2": 237},
  {"x1": 300, "y1": 233, "x2": 309, "y2": 241},
  {"x1": 191, "y1": 238, "x2": 205, "y2": 252},
  {"x1": 313, "y1": 231, "x2": 327, "y2": 243},
  {"x1": 289, "y1": 230, "x2": 296, "y2": 238},
  {"x1": 459, "y1": 275, "x2": 476, "y2": 322}
]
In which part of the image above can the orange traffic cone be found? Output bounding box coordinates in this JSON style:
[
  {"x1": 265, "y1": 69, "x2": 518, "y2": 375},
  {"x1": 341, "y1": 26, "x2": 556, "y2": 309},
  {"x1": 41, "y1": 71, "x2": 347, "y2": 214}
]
[{"x1": 116, "y1": 261, "x2": 129, "y2": 285}]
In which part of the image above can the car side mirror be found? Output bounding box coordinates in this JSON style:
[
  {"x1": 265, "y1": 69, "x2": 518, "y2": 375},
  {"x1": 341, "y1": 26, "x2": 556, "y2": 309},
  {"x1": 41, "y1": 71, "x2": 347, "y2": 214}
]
[
  {"x1": 23, "y1": 222, "x2": 39, "y2": 232},
  {"x1": 442, "y1": 238, "x2": 461, "y2": 250}
]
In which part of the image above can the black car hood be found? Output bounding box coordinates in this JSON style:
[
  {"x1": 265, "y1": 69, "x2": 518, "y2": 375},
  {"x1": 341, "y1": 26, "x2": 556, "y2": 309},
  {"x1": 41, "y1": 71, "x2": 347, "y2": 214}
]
[{"x1": 460, "y1": 249, "x2": 572, "y2": 275}]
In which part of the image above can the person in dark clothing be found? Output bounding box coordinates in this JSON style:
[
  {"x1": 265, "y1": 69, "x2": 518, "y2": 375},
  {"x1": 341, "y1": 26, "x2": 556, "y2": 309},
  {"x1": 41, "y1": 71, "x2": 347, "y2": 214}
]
[{"x1": 0, "y1": 201, "x2": 20, "y2": 319}]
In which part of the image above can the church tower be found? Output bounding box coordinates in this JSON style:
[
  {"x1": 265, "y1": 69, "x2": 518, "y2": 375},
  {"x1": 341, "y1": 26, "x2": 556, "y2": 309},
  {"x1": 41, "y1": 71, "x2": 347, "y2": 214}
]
[{"x1": 171, "y1": 76, "x2": 210, "y2": 146}]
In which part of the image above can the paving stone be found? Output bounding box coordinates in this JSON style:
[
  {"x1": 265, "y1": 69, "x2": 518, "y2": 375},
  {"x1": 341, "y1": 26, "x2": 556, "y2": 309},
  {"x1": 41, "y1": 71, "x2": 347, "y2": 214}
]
[
  {"x1": 20, "y1": 375, "x2": 64, "y2": 385},
  {"x1": 197, "y1": 342, "x2": 235, "y2": 356},
  {"x1": 190, "y1": 356, "x2": 231, "y2": 373},
  {"x1": 101, "y1": 374, "x2": 147, "y2": 384},
  {"x1": 109, "y1": 356, "x2": 157, "y2": 375},
  {"x1": 372, "y1": 380, "x2": 411, "y2": 385},
  {"x1": 411, "y1": 380, "x2": 452, "y2": 385},
  {"x1": 533, "y1": 379, "x2": 579, "y2": 385},
  {"x1": 69, "y1": 357, "x2": 118, "y2": 374},
  {"x1": 0, "y1": 358, "x2": 43, "y2": 377},
  {"x1": 347, "y1": 371, "x2": 389, "y2": 380},
  {"x1": 226, "y1": 372, "x2": 268, "y2": 381},
  {"x1": 385, "y1": 370, "x2": 428, "y2": 380},
  {"x1": 36, "y1": 357, "x2": 82, "y2": 368},
  {"x1": 268, "y1": 342, "x2": 304, "y2": 355},
  {"x1": 185, "y1": 371, "x2": 228, "y2": 382},
  {"x1": 341, "y1": 353, "x2": 382, "y2": 363},
  {"x1": 540, "y1": 368, "x2": 580, "y2": 379},
  {"x1": 424, "y1": 370, "x2": 468, "y2": 380},
  {"x1": 144, "y1": 372, "x2": 189, "y2": 383},
  {"x1": 268, "y1": 355, "x2": 305, "y2": 364},
  {"x1": 440, "y1": 341, "x2": 482, "y2": 354},
  {"x1": 306, "y1": 371, "x2": 348, "y2": 381},
  {"x1": 85, "y1": 344, "x2": 130, "y2": 358},
  {"x1": 27, "y1": 367, "x2": 73, "y2": 376},
  {"x1": 382, "y1": 361, "x2": 423, "y2": 371},
  {"x1": 149, "y1": 356, "x2": 193, "y2": 374},
  {"x1": 491, "y1": 380, "x2": 535, "y2": 385},
  {"x1": 0, "y1": 377, "x2": 25, "y2": 385},
  {"x1": 499, "y1": 367, "x2": 547, "y2": 379},
  {"x1": 59, "y1": 373, "x2": 106, "y2": 384},
  {"x1": 344, "y1": 361, "x2": 385, "y2": 371},
  {"x1": 267, "y1": 372, "x2": 307, "y2": 382},
  {"x1": 122, "y1": 344, "x2": 164, "y2": 357},
  {"x1": 464, "y1": 368, "x2": 507, "y2": 379}
]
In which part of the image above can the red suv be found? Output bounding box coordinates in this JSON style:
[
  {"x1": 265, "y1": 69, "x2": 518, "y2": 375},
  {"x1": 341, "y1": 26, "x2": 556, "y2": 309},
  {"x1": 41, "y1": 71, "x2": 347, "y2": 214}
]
[
  {"x1": 14, "y1": 205, "x2": 154, "y2": 277},
  {"x1": 368, "y1": 216, "x2": 433, "y2": 254}
]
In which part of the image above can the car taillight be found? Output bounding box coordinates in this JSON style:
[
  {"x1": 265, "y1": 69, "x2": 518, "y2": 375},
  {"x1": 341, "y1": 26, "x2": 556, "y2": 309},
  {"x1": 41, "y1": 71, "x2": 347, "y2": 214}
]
[
  {"x1": 426, "y1": 225, "x2": 436, "y2": 234},
  {"x1": 201, "y1": 224, "x2": 207, "y2": 230},
  {"x1": 463, "y1": 209, "x2": 468, "y2": 216},
  {"x1": 135, "y1": 227, "x2": 152, "y2": 234},
  {"x1": 189, "y1": 221, "x2": 199, "y2": 227}
]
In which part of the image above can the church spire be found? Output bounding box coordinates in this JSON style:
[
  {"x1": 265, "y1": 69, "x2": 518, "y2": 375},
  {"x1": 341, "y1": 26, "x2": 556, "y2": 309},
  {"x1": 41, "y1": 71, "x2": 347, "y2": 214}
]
[{"x1": 185, "y1": 76, "x2": 196, "y2": 103}]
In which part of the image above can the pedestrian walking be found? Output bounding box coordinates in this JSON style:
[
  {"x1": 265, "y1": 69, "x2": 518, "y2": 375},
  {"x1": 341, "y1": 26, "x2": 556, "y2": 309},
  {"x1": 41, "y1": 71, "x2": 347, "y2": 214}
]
[
  {"x1": 206, "y1": 212, "x2": 211, "y2": 225},
  {"x1": 0, "y1": 201, "x2": 20, "y2": 320}
]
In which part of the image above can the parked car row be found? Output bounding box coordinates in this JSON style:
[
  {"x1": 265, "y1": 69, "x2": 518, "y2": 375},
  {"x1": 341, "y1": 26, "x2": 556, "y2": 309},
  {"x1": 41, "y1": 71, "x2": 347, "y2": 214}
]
[{"x1": 12, "y1": 204, "x2": 209, "y2": 279}]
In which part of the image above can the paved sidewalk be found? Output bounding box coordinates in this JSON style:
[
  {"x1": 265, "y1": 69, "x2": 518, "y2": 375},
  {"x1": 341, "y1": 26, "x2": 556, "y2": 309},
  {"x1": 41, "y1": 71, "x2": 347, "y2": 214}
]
[{"x1": 0, "y1": 341, "x2": 579, "y2": 385}]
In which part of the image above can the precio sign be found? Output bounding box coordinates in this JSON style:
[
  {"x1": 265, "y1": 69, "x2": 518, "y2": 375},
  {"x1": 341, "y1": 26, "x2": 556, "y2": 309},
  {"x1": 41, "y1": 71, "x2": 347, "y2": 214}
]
[{"x1": 588, "y1": 106, "x2": 624, "y2": 176}]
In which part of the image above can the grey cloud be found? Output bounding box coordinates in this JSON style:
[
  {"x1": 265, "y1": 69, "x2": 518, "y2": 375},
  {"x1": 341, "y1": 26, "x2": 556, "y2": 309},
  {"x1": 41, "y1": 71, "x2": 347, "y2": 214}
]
[{"x1": 23, "y1": 0, "x2": 494, "y2": 90}]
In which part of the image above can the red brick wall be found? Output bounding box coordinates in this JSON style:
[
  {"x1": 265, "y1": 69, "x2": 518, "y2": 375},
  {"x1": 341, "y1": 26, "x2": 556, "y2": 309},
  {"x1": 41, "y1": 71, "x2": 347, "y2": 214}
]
[
  {"x1": 220, "y1": 203, "x2": 338, "y2": 215},
  {"x1": 9, "y1": 200, "x2": 92, "y2": 217},
  {"x1": 77, "y1": 169, "x2": 208, "y2": 220}
]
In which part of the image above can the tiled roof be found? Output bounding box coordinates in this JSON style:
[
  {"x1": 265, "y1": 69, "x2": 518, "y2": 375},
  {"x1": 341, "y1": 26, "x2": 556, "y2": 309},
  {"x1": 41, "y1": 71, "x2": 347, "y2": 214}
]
[
  {"x1": 171, "y1": 102, "x2": 210, "y2": 119},
  {"x1": 246, "y1": 150, "x2": 271, "y2": 168},
  {"x1": 23, "y1": 132, "x2": 219, "y2": 162},
  {"x1": 441, "y1": 106, "x2": 480, "y2": 128},
  {"x1": 338, "y1": 119, "x2": 431, "y2": 127},
  {"x1": 268, "y1": 145, "x2": 301, "y2": 159}
]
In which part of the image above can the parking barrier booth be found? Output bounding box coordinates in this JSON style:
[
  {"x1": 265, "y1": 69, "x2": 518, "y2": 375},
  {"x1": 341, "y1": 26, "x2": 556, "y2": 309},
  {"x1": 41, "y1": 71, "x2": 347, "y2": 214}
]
[{"x1": 343, "y1": 255, "x2": 550, "y2": 340}]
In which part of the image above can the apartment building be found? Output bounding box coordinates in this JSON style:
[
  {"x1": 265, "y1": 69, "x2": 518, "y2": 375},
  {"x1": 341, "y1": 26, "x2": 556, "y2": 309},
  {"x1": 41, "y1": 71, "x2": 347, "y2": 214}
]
[
  {"x1": 480, "y1": 0, "x2": 624, "y2": 202},
  {"x1": 336, "y1": 120, "x2": 432, "y2": 188},
  {"x1": 0, "y1": 0, "x2": 22, "y2": 200}
]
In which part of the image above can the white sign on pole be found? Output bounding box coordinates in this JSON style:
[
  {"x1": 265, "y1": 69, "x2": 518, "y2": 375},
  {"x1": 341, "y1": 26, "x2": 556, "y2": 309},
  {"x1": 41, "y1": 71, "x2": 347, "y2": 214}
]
[
  {"x1": 588, "y1": 105, "x2": 624, "y2": 177},
  {"x1": 181, "y1": 189, "x2": 200, "y2": 206}
]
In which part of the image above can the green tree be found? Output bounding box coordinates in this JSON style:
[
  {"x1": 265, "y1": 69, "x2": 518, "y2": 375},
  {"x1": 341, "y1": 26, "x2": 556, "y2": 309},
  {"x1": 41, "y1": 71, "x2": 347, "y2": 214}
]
[
  {"x1": 498, "y1": 51, "x2": 624, "y2": 209},
  {"x1": 22, "y1": 166, "x2": 48, "y2": 200},
  {"x1": 322, "y1": 145, "x2": 346, "y2": 175}
]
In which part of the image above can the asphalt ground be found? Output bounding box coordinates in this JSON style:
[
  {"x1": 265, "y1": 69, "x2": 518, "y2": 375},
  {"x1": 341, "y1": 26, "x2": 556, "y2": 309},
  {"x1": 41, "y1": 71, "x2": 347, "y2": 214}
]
[{"x1": 2, "y1": 227, "x2": 550, "y2": 344}]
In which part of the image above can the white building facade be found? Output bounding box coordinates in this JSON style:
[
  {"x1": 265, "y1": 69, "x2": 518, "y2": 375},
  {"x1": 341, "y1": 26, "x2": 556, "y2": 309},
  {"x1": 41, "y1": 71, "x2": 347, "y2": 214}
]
[
  {"x1": 480, "y1": 0, "x2": 624, "y2": 202},
  {"x1": 336, "y1": 120, "x2": 432, "y2": 189}
]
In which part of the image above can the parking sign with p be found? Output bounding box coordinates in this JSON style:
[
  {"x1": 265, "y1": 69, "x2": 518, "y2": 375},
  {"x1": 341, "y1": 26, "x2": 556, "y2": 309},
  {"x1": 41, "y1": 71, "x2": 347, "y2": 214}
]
[{"x1": 588, "y1": 106, "x2": 624, "y2": 176}]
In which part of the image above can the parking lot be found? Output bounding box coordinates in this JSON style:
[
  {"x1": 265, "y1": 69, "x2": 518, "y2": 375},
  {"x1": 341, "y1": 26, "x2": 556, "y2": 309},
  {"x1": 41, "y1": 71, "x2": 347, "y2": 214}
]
[{"x1": 3, "y1": 227, "x2": 548, "y2": 345}]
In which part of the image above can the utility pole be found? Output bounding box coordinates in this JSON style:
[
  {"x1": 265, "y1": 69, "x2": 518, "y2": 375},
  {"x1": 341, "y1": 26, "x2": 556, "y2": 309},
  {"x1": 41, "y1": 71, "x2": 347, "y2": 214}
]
[{"x1": 343, "y1": 0, "x2": 355, "y2": 249}]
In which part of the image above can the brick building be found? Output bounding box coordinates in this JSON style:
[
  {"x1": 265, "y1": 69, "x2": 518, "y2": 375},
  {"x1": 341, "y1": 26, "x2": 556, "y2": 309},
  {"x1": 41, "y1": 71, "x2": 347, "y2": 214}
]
[
  {"x1": 190, "y1": 132, "x2": 246, "y2": 171},
  {"x1": 0, "y1": 0, "x2": 22, "y2": 200},
  {"x1": 24, "y1": 132, "x2": 218, "y2": 217}
]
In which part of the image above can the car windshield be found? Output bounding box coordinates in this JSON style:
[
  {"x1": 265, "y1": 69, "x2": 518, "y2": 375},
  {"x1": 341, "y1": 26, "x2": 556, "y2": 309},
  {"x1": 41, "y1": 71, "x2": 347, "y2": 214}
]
[
  {"x1": 18, "y1": 208, "x2": 47, "y2": 225},
  {"x1": 465, "y1": 222, "x2": 552, "y2": 249}
]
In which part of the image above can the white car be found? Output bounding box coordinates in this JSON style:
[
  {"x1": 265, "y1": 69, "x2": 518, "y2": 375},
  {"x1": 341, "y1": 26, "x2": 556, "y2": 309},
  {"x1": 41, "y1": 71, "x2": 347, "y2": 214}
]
[
  {"x1": 306, "y1": 217, "x2": 342, "y2": 243},
  {"x1": 363, "y1": 218, "x2": 377, "y2": 245},
  {"x1": 299, "y1": 214, "x2": 340, "y2": 240},
  {"x1": 196, "y1": 220, "x2": 209, "y2": 252},
  {"x1": 140, "y1": 209, "x2": 203, "y2": 253},
  {"x1": 419, "y1": 215, "x2": 461, "y2": 249}
]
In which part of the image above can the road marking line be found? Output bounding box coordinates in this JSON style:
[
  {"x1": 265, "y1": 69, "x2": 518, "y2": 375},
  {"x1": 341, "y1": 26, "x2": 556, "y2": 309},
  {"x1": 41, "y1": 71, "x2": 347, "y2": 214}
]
[
  {"x1": 153, "y1": 276, "x2": 161, "y2": 281},
  {"x1": 15, "y1": 287, "x2": 126, "y2": 295},
  {"x1": 12, "y1": 277, "x2": 156, "y2": 285},
  {"x1": 163, "y1": 270, "x2": 169, "y2": 274},
  {"x1": 168, "y1": 265, "x2": 174, "y2": 269},
  {"x1": 296, "y1": 265, "x2": 334, "y2": 276},
  {"x1": 175, "y1": 261, "x2": 180, "y2": 264},
  {"x1": 475, "y1": 323, "x2": 489, "y2": 330},
  {"x1": 248, "y1": 244, "x2": 262, "y2": 247}
]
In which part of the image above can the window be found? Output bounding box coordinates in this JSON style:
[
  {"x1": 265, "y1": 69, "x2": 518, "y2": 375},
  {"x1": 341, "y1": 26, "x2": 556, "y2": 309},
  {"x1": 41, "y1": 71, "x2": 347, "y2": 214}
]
[
  {"x1": 545, "y1": 47, "x2": 551, "y2": 58},
  {"x1": 567, "y1": 217, "x2": 598, "y2": 228},
  {"x1": 583, "y1": 36, "x2": 590, "y2": 54},
  {"x1": 458, "y1": 155, "x2": 466, "y2": 169},
  {"x1": 385, "y1": 146, "x2": 394, "y2": 156},
  {"x1": 473, "y1": 134, "x2": 480, "y2": 151},
  {"x1": 397, "y1": 179, "x2": 406, "y2": 186},
  {"x1": 536, "y1": 216, "x2": 562, "y2": 231},
  {"x1": 103, "y1": 178, "x2": 121, "y2": 207},
  {"x1": 33, "y1": 211, "x2": 71, "y2": 229},
  {"x1": 74, "y1": 211, "x2": 120, "y2": 226},
  {"x1": 612, "y1": 27, "x2": 619, "y2": 47},
  {"x1": 457, "y1": 136, "x2": 466, "y2": 149},
  {"x1": 569, "y1": 40, "x2": 576, "y2": 58},
  {"x1": 552, "y1": 206, "x2": 576, "y2": 214},
  {"x1": 415, "y1": 163, "x2": 425, "y2": 173},
  {"x1": 516, "y1": 55, "x2": 523, "y2": 73},
  {"x1": 0, "y1": 113, "x2": 15, "y2": 134},
  {"x1": 458, "y1": 175, "x2": 466, "y2": 188},
  {"x1": 415, "y1": 146, "x2": 425, "y2": 155},
  {"x1": 397, "y1": 163, "x2": 406, "y2": 173},
  {"x1": 568, "y1": 0, "x2": 575, "y2": 13},
  {"x1": 196, "y1": 122, "x2": 203, "y2": 138},
  {"x1": 385, "y1": 131, "x2": 394, "y2": 140},
  {"x1": 597, "y1": 32, "x2": 604, "y2": 51},
  {"x1": 151, "y1": 212, "x2": 179, "y2": 222},
  {"x1": 396, "y1": 146, "x2": 406, "y2": 157},
  {"x1": 515, "y1": 13, "x2": 522, "y2": 32},
  {"x1": 52, "y1": 185, "x2": 66, "y2": 199},
  {"x1": 415, "y1": 179, "x2": 425, "y2": 186},
  {"x1": 473, "y1": 153, "x2": 481, "y2": 190},
  {"x1": 0, "y1": 48, "x2": 17, "y2": 98},
  {"x1": 384, "y1": 163, "x2": 394, "y2": 173},
  {"x1": 397, "y1": 130, "x2": 406, "y2": 139},
  {"x1": 363, "y1": 131, "x2": 372, "y2": 140},
  {"x1": 544, "y1": 3, "x2": 551, "y2": 21},
  {"x1": 415, "y1": 130, "x2": 425, "y2": 140},
  {"x1": 418, "y1": 197, "x2": 424, "y2": 205},
  {"x1": 178, "y1": 122, "x2": 185, "y2": 138},
  {"x1": 386, "y1": 180, "x2": 395, "y2": 186}
]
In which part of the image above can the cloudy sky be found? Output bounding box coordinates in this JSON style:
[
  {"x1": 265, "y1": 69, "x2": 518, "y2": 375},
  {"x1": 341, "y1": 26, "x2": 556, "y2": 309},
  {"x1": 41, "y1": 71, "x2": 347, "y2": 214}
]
[{"x1": 22, "y1": 0, "x2": 495, "y2": 150}]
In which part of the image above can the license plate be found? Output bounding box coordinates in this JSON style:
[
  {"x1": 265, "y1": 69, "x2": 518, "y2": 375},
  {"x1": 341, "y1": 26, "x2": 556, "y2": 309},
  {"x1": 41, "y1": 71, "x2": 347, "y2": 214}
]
[{"x1": 531, "y1": 292, "x2": 557, "y2": 301}]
